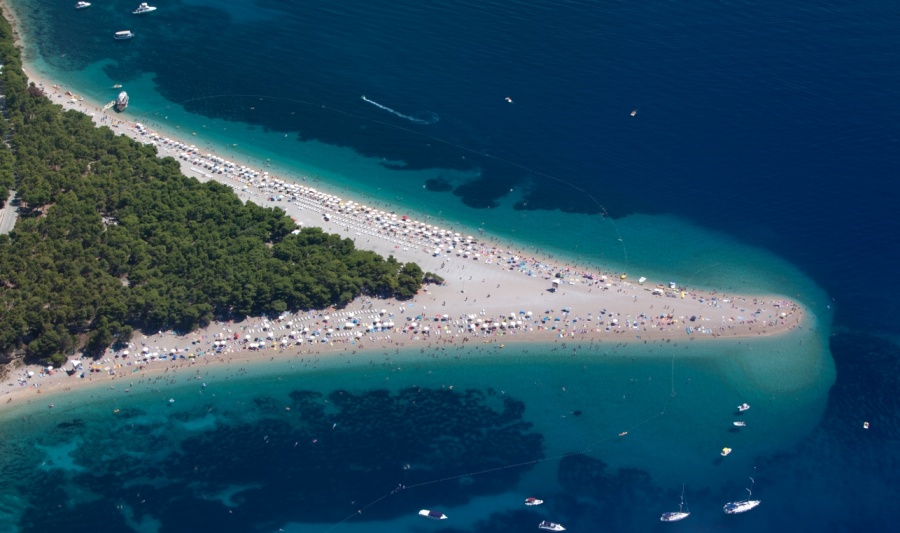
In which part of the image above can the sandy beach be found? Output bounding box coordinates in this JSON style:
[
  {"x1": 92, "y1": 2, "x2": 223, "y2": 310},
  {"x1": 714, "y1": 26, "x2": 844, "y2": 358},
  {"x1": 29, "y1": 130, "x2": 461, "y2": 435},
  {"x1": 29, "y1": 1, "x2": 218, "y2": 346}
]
[{"x1": 0, "y1": 4, "x2": 805, "y2": 410}]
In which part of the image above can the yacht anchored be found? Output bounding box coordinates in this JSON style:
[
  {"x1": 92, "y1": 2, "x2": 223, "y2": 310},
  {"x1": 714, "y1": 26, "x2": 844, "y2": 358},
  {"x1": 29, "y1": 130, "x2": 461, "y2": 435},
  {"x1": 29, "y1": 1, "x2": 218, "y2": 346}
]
[
  {"x1": 75, "y1": 1, "x2": 91, "y2": 8},
  {"x1": 115, "y1": 91, "x2": 129, "y2": 111},
  {"x1": 114, "y1": 30, "x2": 134, "y2": 40},
  {"x1": 524, "y1": 497, "x2": 543, "y2": 506},
  {"x1": 724, "y1": 477, "x2": 761, "y2": 514},
  {"x1": 660, "y1": 485, "x2": 691, "y2": 522},
  {"x1": 418, "y1": 509, "x2": 447, "y2": 520},
  {"x1": 133, "y1": 3, "x2": 157, "y2": 14},
  {"x1": 724, "y1": 499, "x2": 761, "y2": 514},
  {"x1": 538, "y1": 521, "x2": 566, "y2": 531}
]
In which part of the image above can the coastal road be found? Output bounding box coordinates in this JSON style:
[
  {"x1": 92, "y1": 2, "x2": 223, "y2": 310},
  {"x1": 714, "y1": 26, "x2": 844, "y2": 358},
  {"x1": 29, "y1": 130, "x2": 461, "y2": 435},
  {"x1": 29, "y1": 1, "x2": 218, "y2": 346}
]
[{"x1": 0, "y1": 191, "x2": 18, "y2": 235}]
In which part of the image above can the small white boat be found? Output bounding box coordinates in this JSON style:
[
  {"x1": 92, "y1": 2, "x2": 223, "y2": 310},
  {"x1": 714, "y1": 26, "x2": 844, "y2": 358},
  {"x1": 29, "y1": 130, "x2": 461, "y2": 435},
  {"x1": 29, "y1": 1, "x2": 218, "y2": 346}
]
[
  {"x1": 524, "y1": 497, "x2": 543, "y2": 506},
  {"x1": 418, "y1": 509, "x2": 447, "y2": 520},
  {"x1": 505, "y1": 96, "x2": 513, "y2": 103},
  {"x1": 724, "y1": 476, "x2": 761, "y2": 514},
  {"x1": 721, "y1": 447, "x2": 732, "y2": 457},
  {"x1": 133, "y1": 2, "x2": 157, "y2": 14},
  {"x1": 733, "y1": 421, "x2": 746, "y2": 427},
  {"x1": 737, "y1": 403, "x2": 750, "y2": 412},
  {"x1": 114, "y1": 30, "x2": 134, "y2": 40},
  {"x1": 539, "y1": 521, "x2": 566, "y2": 532},
  {"x1": 75, "y1": 1, "x2": 91, "y2": 8},
  {"x1": 112, "y1": 84, "x2": 122, "y2": 89},
  {"x1": 661, "y1": 484, "x2": 691, "y2": 522},
  {"x1": 630, "y1": 109, "x2": 637, "y2": 116}
]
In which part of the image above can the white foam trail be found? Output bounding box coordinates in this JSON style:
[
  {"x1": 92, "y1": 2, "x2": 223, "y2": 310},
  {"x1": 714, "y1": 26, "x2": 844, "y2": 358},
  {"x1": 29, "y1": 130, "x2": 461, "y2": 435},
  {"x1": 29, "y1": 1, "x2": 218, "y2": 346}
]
[{"x1": 361, "y1": 95, "x2": 438, "y2": 125}]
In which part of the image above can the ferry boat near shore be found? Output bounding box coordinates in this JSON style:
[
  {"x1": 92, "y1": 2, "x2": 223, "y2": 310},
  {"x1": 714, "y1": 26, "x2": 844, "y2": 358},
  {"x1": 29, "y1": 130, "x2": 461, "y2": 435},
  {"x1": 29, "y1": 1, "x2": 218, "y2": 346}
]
[
  {"x1": 133, "y1": 3, "x2": 157, "y2": 14},
  {"x1": 114, "y1": 30, "x2": 134, "y2": 40},
  {"x1": 115, "y1": 91, "x2": 129, "y2": 111}
]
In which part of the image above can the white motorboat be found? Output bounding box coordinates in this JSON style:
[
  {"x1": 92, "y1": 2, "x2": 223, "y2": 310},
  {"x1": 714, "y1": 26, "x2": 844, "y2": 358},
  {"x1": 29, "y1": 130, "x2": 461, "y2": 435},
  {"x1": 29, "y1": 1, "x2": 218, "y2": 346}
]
[
  {"x1": 75, "y1": 2, "x2": 91, "y2": 8},
  {"x1": 737, "y1": 403, "x2": 750, "y2": 412},
  {"x1": 721, "y1": 447, "x2": 732, "y2": 457},
  {"x1": 114, "y1": 30, "x2": 134, "y2": 40},
  {"x1": 418, "y1": 509, "x2": 447, "y2": 520},
  {"x1": 661, "y1": 485, "x2": 691, "y2": 522},
  {"x1": 115, "y1": 91, "x2": 129, "y2": 111},
  {"x1": 734, "y1": 421, "x2": 746, "y2": 427},
  {"x1": 538, "y1": 521, "x2": 566, "y2": 531},
  {"x1": 524, "y1": 497, "x2": 543, "y2": 506},
  {"x1": 133, "y1": 3, "x2": 157, "y2": 14}
]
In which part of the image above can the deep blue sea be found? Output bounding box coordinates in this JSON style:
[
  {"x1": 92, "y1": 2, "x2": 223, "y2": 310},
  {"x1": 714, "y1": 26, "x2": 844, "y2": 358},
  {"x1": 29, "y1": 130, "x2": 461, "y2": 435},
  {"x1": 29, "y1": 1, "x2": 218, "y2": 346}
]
[{"x1": 2, "y1": 0, "x2": 899, "y2": 531}]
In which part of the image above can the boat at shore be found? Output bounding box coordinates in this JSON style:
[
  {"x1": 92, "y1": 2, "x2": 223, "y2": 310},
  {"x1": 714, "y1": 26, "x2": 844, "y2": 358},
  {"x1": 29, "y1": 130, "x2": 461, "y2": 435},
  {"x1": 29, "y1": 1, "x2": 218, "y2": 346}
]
[
  {"x1": 661, "y1": 485, "x2": 690, "y2": 522},
  {"x1": 539, "y1": 521, "x2": 566, "y2": 531},
  {"x1": 524, "y1": 497, "x2": 543, "y2": 506},
  {"x1": 133, "y1": 3, "x2": 157, "y2": 14},
  {"x1": 114, "y1": 30, "x2": 134, "y2": 40},
  {"x1": 115, "y1": 91, "x2": 129, "y2": 111},
  {"x1": 75, "y1": 1, "x2": 91, "y2": 8},
  {"x1": 418, "y1": 509, "x2": 447, "y2": 520}
]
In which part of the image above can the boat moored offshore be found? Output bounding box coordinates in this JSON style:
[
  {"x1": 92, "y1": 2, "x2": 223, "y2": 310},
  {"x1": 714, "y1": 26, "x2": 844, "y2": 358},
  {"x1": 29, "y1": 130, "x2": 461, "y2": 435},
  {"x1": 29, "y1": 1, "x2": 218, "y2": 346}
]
[
  {"x1": 418, "y1": 509, "x2": 447, "y2": 520},
  {"x1": 75, "y1": 1, "x2": 91, "y2": 8},
  {"x1": 133, "y1": 3, "x2": 157, "y2": 14},
  {"x1": 661, "y1": 485, "x2": 691, "y2": 522},
  {"x1": 538, "y1": 521, "x2": 566, "y2": 531},
  {"x1": 114, "y1": 30, "x2": 134, "y2": 40},
  {"x1": 724, "y1": 476, "x2": 761, "y2": 514}
]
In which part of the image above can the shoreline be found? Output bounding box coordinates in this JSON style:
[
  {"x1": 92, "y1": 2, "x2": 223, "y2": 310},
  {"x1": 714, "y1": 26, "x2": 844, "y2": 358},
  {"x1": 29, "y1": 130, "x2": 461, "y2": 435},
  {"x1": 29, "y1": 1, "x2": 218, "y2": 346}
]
[{"x1": 0, "y1": 4, "x2": 806, "y2": 411}]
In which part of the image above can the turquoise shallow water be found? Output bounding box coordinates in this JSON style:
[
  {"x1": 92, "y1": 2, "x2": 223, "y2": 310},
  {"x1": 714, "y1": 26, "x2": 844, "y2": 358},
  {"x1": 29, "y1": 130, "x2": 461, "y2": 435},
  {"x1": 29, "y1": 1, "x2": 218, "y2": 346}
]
[
  {"x1": 8, "y1": 0, "x2": 895, "y2": 529},
  {"x1": 0, "y1": 323, "x2": 831, "y2": 531}
]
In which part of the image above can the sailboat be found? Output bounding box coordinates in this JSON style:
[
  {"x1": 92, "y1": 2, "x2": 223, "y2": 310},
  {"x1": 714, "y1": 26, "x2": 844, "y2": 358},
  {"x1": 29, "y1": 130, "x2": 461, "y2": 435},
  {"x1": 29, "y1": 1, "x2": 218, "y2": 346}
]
[
  {"x1": 660, "y1": 485, "x2": 690, "y2": 522},
  {"x1": 724, "y1": 476, "x2": 761, "y2": 514}
]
